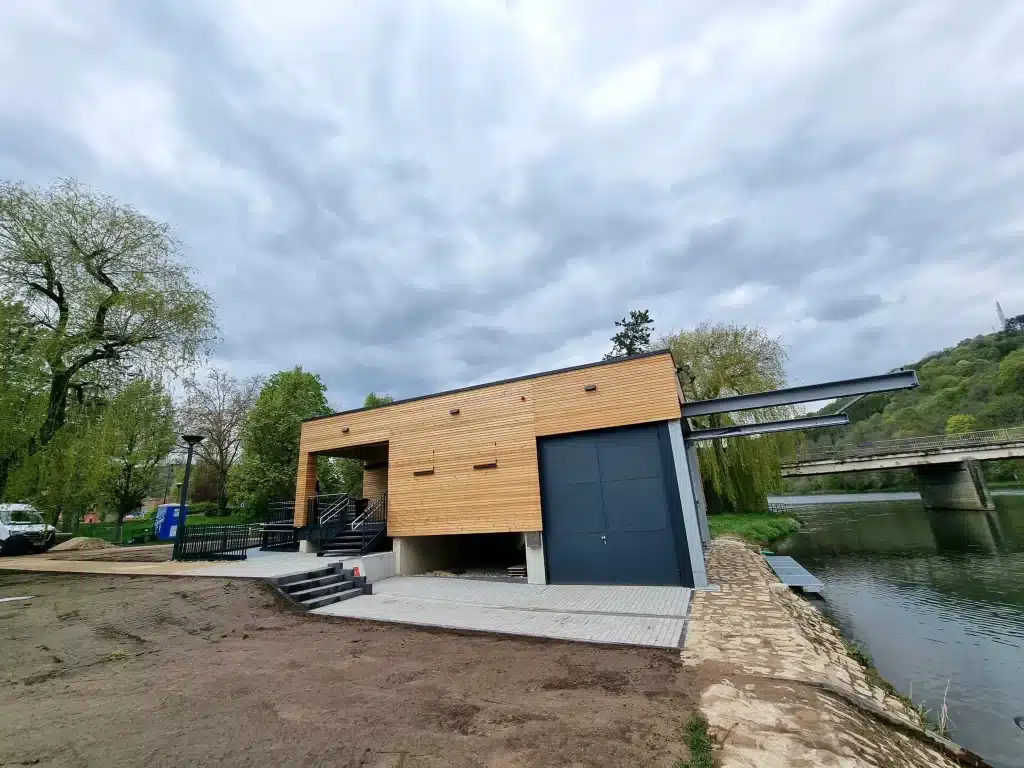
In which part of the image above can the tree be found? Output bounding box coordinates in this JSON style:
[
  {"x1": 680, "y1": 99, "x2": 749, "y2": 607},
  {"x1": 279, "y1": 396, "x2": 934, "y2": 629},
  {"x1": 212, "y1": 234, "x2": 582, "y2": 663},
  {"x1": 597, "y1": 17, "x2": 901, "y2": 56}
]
[
  {"x1": 1005, "y1": 314, "x2": 1024, "y2": 333},
  {"x1": 662, "y1": 322, "x2": 794, "y2": 514},
  {"x1": 604, "y1": 309, "x2": 654, "y2": 359},
  {"x1": 0, "y1": 179, "x2": 217, "y2": 491},
  {"x1": 93, "y1": 378, "x2": 176, "y2": 526},
  {"x1": 181, "y1": 368, "x2": 261, "y2": 513},
  {"x1": 996, "y1": 348, "x2": 1024, "y2": 394},
  {"x1": 945, "y1": 414, "x2": 977, "y2": 435},
  {"x1": 229, "y1": 367, "x2": 333, "y2": 517},
  {"x1": 0, "y1": 300, "x2": 47, "y2": 496}
]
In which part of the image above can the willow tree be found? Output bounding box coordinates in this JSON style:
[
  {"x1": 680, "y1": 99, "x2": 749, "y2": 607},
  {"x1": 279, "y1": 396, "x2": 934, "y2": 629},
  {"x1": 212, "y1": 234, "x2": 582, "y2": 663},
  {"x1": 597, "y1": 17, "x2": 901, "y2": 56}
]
[
  {"x1": 0, "y1": 179, "x2": 217, "y2": 494},
  {"x1": 662, "y1": 322, "x2": 795, "y2": 514}
]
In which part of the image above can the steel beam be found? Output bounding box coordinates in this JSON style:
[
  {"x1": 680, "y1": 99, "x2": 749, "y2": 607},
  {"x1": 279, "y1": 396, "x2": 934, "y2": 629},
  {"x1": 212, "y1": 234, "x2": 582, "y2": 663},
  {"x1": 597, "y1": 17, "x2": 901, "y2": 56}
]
[
  {"x1": 685, "y1": 414, "x2": 850, "y2": 442},
  {"x1": 682, "y1": 370, "x2": 918, "y2": 418}
]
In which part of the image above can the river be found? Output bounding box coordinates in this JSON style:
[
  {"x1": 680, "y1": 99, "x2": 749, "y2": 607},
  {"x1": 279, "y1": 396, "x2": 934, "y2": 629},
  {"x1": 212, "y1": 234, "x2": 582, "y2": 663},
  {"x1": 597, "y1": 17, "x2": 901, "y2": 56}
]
[{"x1": 769, "y1": 491, "x2": 1024, "y2": 768}]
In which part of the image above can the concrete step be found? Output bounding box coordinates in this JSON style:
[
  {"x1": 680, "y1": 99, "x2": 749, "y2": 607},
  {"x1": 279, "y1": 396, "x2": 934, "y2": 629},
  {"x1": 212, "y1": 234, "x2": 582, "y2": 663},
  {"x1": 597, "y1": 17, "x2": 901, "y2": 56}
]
[
  {"x1": 274, "y1": 563, "x2": 342, "y2": 587},
  {"x1": 302, "y1": 587, "x2": 366, "y2": 610},
  {"x1": 289, "y1": 580, "x2": 355, "y2": 602},
  {"x1": 283, "y1": 574, "x2": 352, "y2": 597}
]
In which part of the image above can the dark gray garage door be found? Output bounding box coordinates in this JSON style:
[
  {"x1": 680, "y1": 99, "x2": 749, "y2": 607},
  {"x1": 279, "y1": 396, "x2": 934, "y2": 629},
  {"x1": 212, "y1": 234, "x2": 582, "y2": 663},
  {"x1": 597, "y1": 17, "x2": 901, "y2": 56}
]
[{"x1": 539, "y1": 424, "x2": 691, "y2": 586}]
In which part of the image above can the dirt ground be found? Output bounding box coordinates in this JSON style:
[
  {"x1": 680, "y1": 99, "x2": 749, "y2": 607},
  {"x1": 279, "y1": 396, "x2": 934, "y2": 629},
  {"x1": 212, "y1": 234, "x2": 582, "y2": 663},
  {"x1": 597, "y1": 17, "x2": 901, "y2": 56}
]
[{"x1": 0, "y1": 572, "x2": 697, "y2": 767}]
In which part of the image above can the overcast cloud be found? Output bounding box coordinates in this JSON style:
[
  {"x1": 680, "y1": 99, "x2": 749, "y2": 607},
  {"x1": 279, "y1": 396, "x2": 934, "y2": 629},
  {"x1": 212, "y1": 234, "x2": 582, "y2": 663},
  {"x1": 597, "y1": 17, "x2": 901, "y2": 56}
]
[{"x1": 2, "y1": 0, "x2": 1023, "y2": 409}]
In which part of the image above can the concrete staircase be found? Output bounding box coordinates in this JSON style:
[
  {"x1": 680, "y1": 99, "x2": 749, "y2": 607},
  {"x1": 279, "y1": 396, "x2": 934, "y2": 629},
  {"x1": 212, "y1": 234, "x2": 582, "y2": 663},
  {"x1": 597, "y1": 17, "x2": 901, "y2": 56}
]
[{"x1": 272, "y1": 562, "x2": 371, "y2": 610}]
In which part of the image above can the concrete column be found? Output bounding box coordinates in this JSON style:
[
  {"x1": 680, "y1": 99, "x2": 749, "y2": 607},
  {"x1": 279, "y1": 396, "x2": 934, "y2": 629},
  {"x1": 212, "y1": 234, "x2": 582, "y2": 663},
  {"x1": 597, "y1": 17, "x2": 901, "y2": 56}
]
[
  {"x1": 685, "y1": 440, "x2": 711, "y2": 547},
  {"x1": 667, "y1": 420, "x2": 709, "y2": 588},
  {"x1": 523, "y1": 531, "x2": 547, "y2": 584},
  {"x1": 915, "y1": 459, "x2": 995, "y2": 511}
]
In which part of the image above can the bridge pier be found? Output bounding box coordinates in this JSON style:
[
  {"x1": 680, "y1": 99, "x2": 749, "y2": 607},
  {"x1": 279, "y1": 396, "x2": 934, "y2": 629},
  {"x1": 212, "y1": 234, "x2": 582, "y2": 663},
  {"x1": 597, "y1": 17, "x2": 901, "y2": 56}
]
[{"x1": 914, "y1": 459, "x2": 994, "y2": 511}]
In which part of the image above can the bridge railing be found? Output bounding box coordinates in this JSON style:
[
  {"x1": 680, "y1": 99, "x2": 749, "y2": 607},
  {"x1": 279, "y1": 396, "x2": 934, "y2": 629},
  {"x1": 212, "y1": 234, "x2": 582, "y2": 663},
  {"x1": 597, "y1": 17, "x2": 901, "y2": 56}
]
[{"x1": 786, "y1": 425, "x2": 1024, "y2": 464}]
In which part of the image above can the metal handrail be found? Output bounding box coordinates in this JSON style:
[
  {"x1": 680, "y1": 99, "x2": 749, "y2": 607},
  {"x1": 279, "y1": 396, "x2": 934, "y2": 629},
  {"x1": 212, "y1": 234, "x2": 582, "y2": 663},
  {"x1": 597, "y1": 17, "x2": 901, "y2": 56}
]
[
  {"x1": 316, "y1": 493, "x2": 351, "y2": 526},
  {"x1": 360, "y1": 492, "x2": 387, "y2": 554},
  {"x1": 787, "y1": 425, "x2": 1024, "y2": 464}
]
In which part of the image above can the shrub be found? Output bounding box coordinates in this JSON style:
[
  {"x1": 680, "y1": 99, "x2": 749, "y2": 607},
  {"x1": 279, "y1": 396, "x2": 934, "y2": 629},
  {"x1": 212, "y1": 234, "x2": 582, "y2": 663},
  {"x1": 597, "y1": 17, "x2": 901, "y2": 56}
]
[{"x1": 187, "y1": 501, "x2": 219, "y2": 517}]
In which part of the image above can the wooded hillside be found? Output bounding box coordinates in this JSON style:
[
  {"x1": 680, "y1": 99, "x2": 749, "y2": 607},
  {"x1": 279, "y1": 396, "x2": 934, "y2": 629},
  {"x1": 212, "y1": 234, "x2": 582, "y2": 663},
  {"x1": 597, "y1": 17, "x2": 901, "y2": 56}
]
[{"x1": 786, "y1": 328, "x2": 1024, "y2": 492}]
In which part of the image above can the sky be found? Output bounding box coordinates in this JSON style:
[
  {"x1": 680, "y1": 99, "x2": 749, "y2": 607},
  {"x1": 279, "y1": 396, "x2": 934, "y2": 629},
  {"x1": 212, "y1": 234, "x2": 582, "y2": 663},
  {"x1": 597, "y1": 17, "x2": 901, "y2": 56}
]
[{"x1": 2, "y1": 0, "x2": 1023, "y2": 410}]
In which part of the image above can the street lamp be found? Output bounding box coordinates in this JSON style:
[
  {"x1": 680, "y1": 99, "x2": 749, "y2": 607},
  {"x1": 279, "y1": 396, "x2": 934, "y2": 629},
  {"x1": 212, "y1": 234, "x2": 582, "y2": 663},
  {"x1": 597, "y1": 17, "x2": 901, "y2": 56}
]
[{"x1": 173, "y1": 434, "x2": 204, "y2": 559}]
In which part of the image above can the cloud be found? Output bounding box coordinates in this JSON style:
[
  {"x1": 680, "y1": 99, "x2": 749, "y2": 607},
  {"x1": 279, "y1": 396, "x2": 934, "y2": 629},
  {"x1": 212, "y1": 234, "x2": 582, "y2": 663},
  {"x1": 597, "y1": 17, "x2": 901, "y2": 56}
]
[{"x1": 2, "y1": 0, "x2": 1024, "y2": 409}]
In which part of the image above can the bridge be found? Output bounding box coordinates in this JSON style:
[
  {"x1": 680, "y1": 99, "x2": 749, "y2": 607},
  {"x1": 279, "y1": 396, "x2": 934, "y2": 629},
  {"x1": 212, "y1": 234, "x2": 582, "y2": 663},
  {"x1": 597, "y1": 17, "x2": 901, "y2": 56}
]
[{"x1": 781, "y1": 426, "x2": 1024, "y2": 510}]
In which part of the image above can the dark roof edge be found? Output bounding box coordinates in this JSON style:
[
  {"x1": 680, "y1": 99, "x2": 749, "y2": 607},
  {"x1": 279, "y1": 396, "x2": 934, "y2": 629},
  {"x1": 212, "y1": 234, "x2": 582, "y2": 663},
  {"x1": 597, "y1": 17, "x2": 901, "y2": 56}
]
[{"x1": 303, "y1": 348, "x2": 675, "y2": 423}]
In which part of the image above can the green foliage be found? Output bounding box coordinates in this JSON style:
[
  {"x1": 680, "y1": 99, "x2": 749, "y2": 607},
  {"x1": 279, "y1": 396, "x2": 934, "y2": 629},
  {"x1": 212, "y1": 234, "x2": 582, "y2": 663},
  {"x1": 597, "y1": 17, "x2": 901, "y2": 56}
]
[
  {"x1": 788, "y1": 329, "x2": 1024, "y2": 492},
  {"x1": 362, "y1": 392, "x2": 394, "y2": 409},
  {"x1": 676, "y1": 712, "x2": 716, "y2": 768},
  {"x1": 0, "y1": 179, "x2": 216, "y2": 493},
  {"x1": 945, "y1": 413, "x2": 976, "y2": 435},
  {"x1": 229, "y1": 367, "x2": 332, "y2": 516},
  {"x1": 604, "y1": 309, "x2": 654, "y2": 359},
  {"x1": 93, "y1": 379, "x2": 177, "y2": 524},
  {"x1": 708, "y1": 513, "x2": 801, "y2": 544},
  {"x1": 664, "y1": 322, "x2": 795, "y2": 514},
  {"x1": 186, "y1": 500, "x2": 219, "y2": 517}
]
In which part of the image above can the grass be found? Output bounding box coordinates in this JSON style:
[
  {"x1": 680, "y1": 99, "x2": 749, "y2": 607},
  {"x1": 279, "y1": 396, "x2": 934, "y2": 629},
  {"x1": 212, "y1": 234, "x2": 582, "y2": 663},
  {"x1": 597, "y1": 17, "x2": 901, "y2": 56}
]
[
  {"x1": 74, "y1": 512, "x2": 251, "y2": 546},
  {"x1": 708, "y1": 513, "x2": 802, "y2": 545},
  {"x1": 676, "y1": 712, "x2": 716, "y2": 768}
]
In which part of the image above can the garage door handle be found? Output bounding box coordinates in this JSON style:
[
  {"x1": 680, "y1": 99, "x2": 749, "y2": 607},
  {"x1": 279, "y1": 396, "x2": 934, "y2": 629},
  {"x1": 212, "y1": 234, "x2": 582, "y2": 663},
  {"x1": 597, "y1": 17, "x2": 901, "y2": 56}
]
[{"x1": 600, "y1": 535, "x2": 606, "y2": 541}]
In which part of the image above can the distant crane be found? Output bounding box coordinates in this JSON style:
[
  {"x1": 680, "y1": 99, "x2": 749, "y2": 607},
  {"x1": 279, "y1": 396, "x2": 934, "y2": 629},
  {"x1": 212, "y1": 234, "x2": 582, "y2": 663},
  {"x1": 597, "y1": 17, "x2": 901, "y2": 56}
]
[{"x1": 997, "y1": 300, "x2": 1007, "y2": 330}]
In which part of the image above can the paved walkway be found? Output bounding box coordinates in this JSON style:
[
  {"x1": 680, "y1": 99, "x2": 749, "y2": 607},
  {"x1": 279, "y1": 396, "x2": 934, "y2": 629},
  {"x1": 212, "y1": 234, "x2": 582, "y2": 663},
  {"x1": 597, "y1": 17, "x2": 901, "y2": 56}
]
[
  {"x1": 0, "y1": 548, "x2": 338, "y2": 580},
  {"x1": 683, "y1": 538, "x2": 970, "y2": 768},
  {"x1": 314, "y1": 576, "x2": 691, "y2": 648}
]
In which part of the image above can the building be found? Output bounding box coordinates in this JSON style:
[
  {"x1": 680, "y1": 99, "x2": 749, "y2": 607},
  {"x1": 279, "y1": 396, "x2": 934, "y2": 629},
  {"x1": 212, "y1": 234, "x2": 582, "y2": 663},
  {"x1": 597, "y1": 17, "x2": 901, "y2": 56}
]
[{"x1": 292, "y1": 350, "x2": 709, "y2": 587}]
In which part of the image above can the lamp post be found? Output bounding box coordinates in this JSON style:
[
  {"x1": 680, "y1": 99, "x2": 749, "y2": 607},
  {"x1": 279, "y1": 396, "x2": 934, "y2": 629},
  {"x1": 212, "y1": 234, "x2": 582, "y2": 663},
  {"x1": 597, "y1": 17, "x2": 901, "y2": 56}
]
[{"x1": 173, "y1": 435, "x2": 204, "y2": 560}]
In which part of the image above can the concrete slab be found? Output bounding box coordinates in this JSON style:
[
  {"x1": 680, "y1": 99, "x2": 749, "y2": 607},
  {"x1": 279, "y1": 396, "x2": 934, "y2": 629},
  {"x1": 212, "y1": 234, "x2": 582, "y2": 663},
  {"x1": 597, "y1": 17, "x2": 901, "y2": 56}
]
[{"x1": 313, "y1": 576, "x2": 691, "y2": 648}]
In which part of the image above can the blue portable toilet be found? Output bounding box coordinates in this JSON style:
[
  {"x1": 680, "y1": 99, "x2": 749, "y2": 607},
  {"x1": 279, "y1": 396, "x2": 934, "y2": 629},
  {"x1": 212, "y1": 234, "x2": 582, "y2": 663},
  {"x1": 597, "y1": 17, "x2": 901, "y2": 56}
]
[{"x1": 155, "y1": 504, "x2": 187, "y2": 541}]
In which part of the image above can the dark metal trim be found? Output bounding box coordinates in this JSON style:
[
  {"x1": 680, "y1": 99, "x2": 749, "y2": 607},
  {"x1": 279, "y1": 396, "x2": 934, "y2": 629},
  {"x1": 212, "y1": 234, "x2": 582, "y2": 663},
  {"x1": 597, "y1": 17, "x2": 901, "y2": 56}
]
[
  {"x1": 303, "y1": 349, "x2": 674, "y2": 422},
  {"x1": 685, "y1": 414, "x2": 851, "y2": 442},
  {"x1": 682, "y1": 370, "x2": 919, "y2": 417},
  {"x1": 472, "y1": 461, "x2": 498, "y2": 470},
  {"x1": 412, "y1": 468, "x2": 435, "y2": 476},
  {"x1": 583, "y1": 384, "x2": 597, "y2": 392}
]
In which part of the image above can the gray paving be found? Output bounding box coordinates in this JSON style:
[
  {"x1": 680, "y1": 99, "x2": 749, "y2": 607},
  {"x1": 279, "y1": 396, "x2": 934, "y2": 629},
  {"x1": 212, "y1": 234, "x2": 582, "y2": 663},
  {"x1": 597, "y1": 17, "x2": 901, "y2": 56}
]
[{"x1": 312, "y1": 576, "x2": 691, "y2": 648}]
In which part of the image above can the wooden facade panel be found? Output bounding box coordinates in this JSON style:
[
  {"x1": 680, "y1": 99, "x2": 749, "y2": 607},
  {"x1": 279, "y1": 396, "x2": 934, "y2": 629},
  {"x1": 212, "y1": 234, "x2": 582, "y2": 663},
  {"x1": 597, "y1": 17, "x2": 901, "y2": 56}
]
[
  {"x1": 532, "y1": 353, "x2": 681, "y2": 436},
  {"x1": 362, "y1": 465, "x2": 388, "y2": 500},
  {"x1": 294, "y1": 352, "x2": 681, "y2": 534}
]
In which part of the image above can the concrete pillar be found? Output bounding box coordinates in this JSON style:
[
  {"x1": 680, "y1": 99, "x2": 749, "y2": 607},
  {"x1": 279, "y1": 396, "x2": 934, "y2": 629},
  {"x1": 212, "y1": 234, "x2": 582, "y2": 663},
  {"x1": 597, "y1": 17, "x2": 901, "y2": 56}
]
[
  {"x1": 685, "y1": 441, "x2": 711, "y2": 547},
  {"x1": 667, "y1": 420, "x2": 709, "y2": 588},
  {"x1": 523, "y1": 531, "x2": 547, "y2": 584},
  {"x1": 915, "y1": 459, "x2": 994, "y2": 511}
]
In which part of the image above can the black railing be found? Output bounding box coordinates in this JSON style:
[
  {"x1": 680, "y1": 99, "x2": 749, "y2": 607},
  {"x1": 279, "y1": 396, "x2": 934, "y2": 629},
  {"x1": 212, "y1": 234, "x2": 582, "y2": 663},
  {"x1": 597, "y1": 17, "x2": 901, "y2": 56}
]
[
  {"x1": 357, "y1": 492, "x2": 388, "y2": 554},
  {"x1": 261, "y1": 501, "x2": 298, "y2": 551},
  {"x1": 306, "y1": 492, "x2": 388, "y2": 556},
  {"x1": 173, "y1": 523, "x2": 262, "y2": 560}
]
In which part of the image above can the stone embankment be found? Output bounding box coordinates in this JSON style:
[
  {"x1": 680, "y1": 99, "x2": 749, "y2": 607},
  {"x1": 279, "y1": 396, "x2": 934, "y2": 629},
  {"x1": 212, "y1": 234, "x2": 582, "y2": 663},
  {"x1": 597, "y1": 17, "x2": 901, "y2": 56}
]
[{"x1": 682, "y1": 537, "x2": 989, "y2": 767}]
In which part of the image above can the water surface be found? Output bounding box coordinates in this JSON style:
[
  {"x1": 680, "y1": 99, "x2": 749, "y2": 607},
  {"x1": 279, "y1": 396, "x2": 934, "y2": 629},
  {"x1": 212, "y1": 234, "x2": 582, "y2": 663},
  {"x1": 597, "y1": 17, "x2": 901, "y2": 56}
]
[{"x1": 770, "y1": 493, "x2": 1024, "y2": 768}]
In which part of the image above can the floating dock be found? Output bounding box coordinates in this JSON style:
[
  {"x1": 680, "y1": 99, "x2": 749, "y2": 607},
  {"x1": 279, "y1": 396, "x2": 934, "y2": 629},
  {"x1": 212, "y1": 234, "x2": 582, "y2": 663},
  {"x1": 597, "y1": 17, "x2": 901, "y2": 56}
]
[{"x1": 763, "y1": 555, "x2": 823, "y2": 594}]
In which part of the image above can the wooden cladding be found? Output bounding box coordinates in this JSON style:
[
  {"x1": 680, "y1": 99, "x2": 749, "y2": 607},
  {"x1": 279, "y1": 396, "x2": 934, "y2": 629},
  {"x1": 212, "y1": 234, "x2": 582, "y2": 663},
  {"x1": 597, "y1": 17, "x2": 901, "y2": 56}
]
[
  {"x1": 362, "y1": 465, "x2": 388, "y2": 500},
  {"x1": 294, "y1": 351, "x2": 681, "y2": 535}
]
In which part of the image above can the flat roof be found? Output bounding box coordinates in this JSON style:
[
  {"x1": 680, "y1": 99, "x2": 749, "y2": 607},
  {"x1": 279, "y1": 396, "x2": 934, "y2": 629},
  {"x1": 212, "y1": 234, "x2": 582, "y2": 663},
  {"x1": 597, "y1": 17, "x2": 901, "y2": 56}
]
[{"x1": 304, "y1": 348, "x2": 675, "y2": 423}]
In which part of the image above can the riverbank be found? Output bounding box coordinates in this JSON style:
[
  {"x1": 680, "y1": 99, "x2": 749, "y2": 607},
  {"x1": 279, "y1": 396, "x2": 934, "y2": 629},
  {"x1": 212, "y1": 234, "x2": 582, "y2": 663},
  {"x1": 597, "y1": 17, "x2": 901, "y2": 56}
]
[
  {"x1": 682, "y1": 537, "x2": 989, "y2": 767},
  {"x1": 707, "y1": 513, "x2": 801, "y2": 545}
]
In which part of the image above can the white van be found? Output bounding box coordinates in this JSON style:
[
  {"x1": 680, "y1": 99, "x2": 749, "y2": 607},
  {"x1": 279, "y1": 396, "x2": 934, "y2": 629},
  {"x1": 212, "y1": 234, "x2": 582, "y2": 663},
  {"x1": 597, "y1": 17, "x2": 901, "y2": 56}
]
[{"x1": 0, "y1": 504, "x2": 57, "y2": 556}]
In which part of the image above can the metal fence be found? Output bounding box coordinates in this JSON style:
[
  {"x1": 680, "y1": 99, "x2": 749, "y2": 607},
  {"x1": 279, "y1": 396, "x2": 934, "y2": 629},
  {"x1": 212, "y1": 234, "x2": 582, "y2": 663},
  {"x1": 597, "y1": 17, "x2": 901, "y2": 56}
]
[
  {"x1": 788, "y1": 425, "x2": 1024, "y2": 464},
  {"x1": 260, "y1": 501, "x2": 298, "y2": 550},
  {"x1": 172, "y1": 523, "x2": 262, "y2": 560}
]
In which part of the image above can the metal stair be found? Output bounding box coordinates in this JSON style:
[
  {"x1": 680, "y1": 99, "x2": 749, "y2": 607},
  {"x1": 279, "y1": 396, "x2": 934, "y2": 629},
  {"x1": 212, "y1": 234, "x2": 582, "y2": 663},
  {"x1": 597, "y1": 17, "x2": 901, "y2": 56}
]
[{"x1": 272, "y1": 562, "x2": 371, "y2": 610}]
